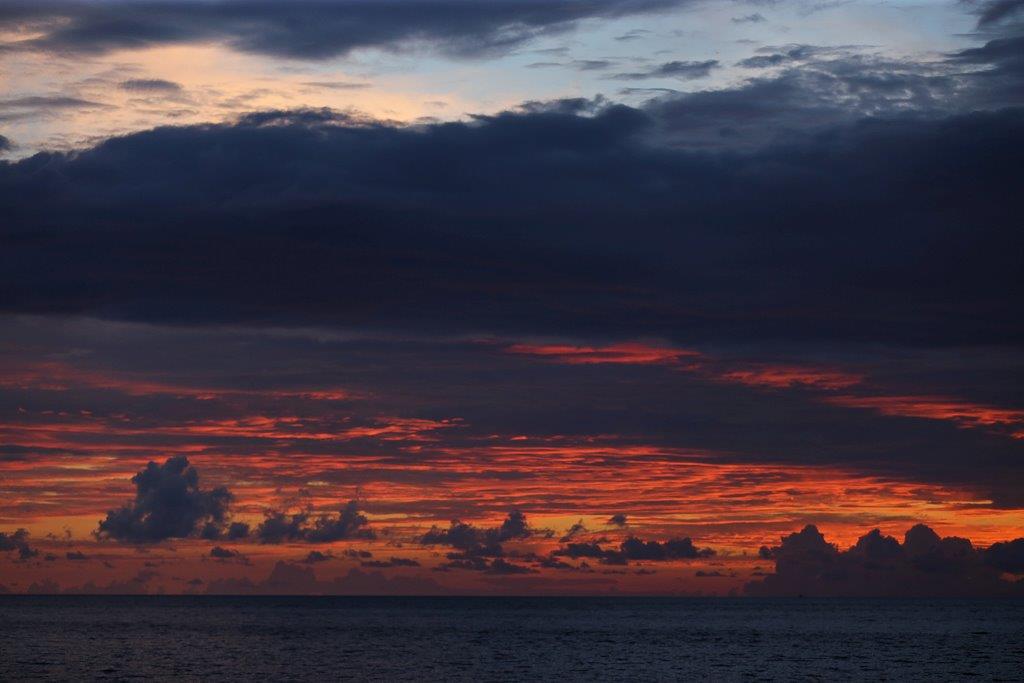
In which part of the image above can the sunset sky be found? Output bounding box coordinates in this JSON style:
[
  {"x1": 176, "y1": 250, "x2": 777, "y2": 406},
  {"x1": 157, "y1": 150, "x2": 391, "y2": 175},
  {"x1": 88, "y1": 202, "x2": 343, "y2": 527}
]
[{"x1": 1, "y1": 0, "x2": 1022, "y2": 596}]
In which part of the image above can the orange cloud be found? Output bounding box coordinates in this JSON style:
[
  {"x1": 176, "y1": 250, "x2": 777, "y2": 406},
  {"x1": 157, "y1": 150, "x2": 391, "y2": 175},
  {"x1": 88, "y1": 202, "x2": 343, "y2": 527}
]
[
  {"x1": 505, "y1": 342, "x2": 697, "y2": 365},
  {"x1": 0, "y1": 360, "x2": 352, "y2": 401},
  {"x1": 827, "y1": 395, "x2": 1024, "y2": 436},
  {"x1": 716, "y1": 365, "x2": 862, "y2": 390}
]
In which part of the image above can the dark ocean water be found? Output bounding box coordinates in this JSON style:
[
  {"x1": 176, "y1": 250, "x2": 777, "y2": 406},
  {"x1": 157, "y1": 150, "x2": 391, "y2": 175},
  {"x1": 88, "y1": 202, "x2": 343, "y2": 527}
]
[{"x1": 1, "y1": 596, "x2": 1022, "y2": 681}]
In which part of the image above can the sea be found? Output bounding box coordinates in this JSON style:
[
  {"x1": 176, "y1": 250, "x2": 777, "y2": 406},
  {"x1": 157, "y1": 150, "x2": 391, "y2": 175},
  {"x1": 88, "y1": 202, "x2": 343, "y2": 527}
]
[{"x1": 1, "y1": 596, "x2": 1022, "y2": 680}]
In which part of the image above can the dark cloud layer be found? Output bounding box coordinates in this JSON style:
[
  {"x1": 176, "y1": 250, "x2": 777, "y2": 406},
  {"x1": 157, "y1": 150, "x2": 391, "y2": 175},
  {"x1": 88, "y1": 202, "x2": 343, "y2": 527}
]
[
  {"x1": 95, "y1": 456, "x2": 235, "y2": 543},
  {"x1": 1, "y1": 43, "x2": 1022, "y2": 505},
  {"x1": 0, "y1": 99, "x2": 1020, "y2": 349},
  {"x1": 747, "y1": 524, "x2": 1024, "y2": 597},
  {"x1": 0, "y1": 0, "x2": 685, "y2": 59}
]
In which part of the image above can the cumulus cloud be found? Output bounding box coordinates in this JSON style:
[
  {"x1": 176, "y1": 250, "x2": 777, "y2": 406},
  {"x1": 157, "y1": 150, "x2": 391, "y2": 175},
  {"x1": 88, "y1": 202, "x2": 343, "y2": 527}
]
[
  {"x1": 619, "y1": 536, "x2": 714, "y2": 560},
  {"x1": 984, "y1": 538, "x2": 1024, "y2": 573},
  {"x1": 300, "y1": 550, "x2": 334, "y2": 564},
  {"x1": 421, "y1": 510, "x2": 534, "y2": 557},
  {"x1": 555, "y1": 535, "x2": 714, "y2": 565},
  {"x1": 747, "y1": 524, "x2": 1024, "y2": 596},
  {"x1": 209, "y1": 545, "x2": 242, "y2": 559},
  {"x1": 225, "y1": 522, "x2": 251, "y2": 540},
  {"x1": 361, "y1": 557, "x2": 421, "y2": 568},
  {"x1": 0, "y1": 528, "x2": 37, "y2": 560},
  {"x1": 95, "y1": 456, "x2": 235, "y2": 543},
  {"x1": 486, "y1": 558, "x2": 536, "y2": 574},
  {"x1": 256, "y1": 500, "x2": 374, "y2": 543},
  {"x1": 435, "y1": 556, "x2": 535, "y2": 574}
]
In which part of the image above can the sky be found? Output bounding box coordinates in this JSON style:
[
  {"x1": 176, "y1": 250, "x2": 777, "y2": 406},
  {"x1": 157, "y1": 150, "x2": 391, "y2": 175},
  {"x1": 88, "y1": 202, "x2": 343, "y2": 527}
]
[{"x1": 0, "y1": 0, "x2": 1022, "y2": 596}]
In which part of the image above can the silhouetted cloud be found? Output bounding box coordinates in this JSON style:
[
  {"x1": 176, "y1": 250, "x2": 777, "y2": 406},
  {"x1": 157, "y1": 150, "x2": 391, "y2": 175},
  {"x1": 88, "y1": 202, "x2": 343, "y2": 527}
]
[
  {"x1": 256, "y1": 500, "x2": 374, "y2": 543},
  {"x1": 95, "y1": 456, "x2": 235, "y2": 543},
  {"x1": 559, "y1": 520, "x2": 588, "y2": 542},
  {"x1": 558, "y1": 542, "x2": 608, "y2": 559},
  {"x1": 984, "y1": 538, "x2": 1024, "y2": 573},
  {"x1": 361, "y1": 557, "x2": 421, "y2": 568},
  {"x1": 300, "y1": 550, "x2": 334, "y2": 564},
  {"x1": 607, "y1": 513, "x2": 628, "y2": 527},
  {"x1": 747, "y1": 524, "x2": 1024, "y2": 596},
  {"x1": 226, "y1": 522, "x2": 250, "y2": 540},
  {"x1": 555, "y1": 535, "x2": 714, "y2": 564},
  {"x1": 0, "y1": 528, "x2": 36, "y2": 560},
  {"x1": 487, "y1": 558, "x2": 536, "y2": 574},
  {"x1": 619, "y1": 536, "x2": 715, "y2": 560},
  {"x1": 422, "y1": 510, "x2": 534, "y2": 557}
]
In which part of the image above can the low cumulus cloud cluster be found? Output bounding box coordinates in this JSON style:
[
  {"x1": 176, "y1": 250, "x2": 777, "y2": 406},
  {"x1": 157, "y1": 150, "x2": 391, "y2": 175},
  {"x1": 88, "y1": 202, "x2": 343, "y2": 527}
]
[
  {"x1": 0, "y1": 528, "x2": 37, "y2": 560},
  {"x1": 422, "y1": 510, "x2": 537, "y2": 572},
  {"x1": 555, "y1": 536, "x2": 714, "y2": 566},
  {"x1": 255, "y1": 500, "x2": 375, "y2": 544},
  {"x1": 95, "y1": 456, "x2": 244, "y2": 543},
  {"x1": 91, "y1": 457, "x2": 376, "y2": 545},
  {"x1": 747, "y1": 524, "x2": 1024, "y2": 597}
]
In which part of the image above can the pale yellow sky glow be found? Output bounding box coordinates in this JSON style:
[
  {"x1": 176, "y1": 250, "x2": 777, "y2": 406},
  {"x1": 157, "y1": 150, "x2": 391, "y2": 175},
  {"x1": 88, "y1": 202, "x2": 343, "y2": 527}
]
[{"x1": 0, "y1": 0, "x2": 975, "y2": 156}]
